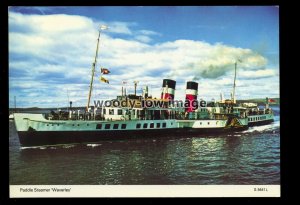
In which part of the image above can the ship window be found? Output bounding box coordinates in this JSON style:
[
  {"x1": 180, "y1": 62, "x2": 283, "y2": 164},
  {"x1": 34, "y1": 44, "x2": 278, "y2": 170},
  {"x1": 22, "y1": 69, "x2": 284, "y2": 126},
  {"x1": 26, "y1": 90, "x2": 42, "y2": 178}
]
[
  {"x1": 132, "y1": 109, "x2": 136, "y2": 115},
  {"x1": 77, "y1": 124, "x2": 80, "y2": 126},
  {"x1": 118, "y1": 109, "x2": 122, "y2": 115},
  {"x1": 143, "y1": 123, "x2": 148, "y2": 128},
  {"x1": 47, "y1": 124, "x2": 49, "y2": 126},
  {"x1": 136, "y1": 123, "x2": 141, "y2": 129},
  {"x1": 103, "y1": 109, "x2": 106, "y2": 114},
  {"x1": 121, "y1": 124, "x2": 126, "y2": 129},
  {"x1": 52, "y1": 124, "x2": 54, "y2": 126},
  {"x1": 113, "y1": 124, "x2": 119, "y2": 129},
  {"x1": 162, "y1": 122, "x2": 166, "y2": 128},
  {"x1": 72, "y1": 124, "x2": 75, "y2": 126},
  {"x1": 157, "y1": 123, "x2": 161, "y2": 128},
  {"x1": 57, "y1": 124, "x2": 59, "y2": 126},
  {"x1": 109, "y1": 109, "x2": 114, "y2": 115},
  {"x1": 200, "y1": 122, "x2": 202, "y2": 125},
  {"x1": 87, "y1": 124, "x2": 89, "y2": 126},
  {"x1": 150, "y1": 123, "x2": 154, "y2": 128},
  {"x1": 208, "y1": 122, "x2": 210, "y2": 125},
  {"x1": 96, "y1": 124, "x2": 102, "y2": 129},
  {"x1": 105, "y1": 124, "x2": 111, "y2": 129}
]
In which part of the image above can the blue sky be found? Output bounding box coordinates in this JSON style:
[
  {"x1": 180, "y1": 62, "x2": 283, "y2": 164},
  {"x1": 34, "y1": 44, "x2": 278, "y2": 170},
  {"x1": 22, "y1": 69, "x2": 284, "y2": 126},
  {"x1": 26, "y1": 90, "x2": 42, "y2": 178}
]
[{"x1": 9, "y1": 6, "x2": 279, "y2": 108}]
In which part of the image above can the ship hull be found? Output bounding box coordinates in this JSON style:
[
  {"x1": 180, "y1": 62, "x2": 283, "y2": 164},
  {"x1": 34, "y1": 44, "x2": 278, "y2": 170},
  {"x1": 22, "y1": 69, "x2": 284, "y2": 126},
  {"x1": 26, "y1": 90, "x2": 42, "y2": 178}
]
[
  {"x1": 248, "y1": 119, "x2": 274, "y2": 127},
  {"x1": 17, "y1": 126, "x2": 248, "y2": 147},
  {"x1": 17, "y1": 129, "x2": 181, "y2": 147},
  {"x1": 14, "y1": 113, "x2": 248, "y2": 147}
]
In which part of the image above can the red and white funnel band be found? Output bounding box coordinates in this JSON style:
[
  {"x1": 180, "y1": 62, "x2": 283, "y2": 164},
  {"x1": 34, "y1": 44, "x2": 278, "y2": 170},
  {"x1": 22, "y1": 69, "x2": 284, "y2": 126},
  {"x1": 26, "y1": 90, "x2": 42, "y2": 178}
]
[
  {"x1": 185, "y1": 89, "x2": 198, "y2": 96},
  {"x1": 185, "y1": 94, "x2": 197, "y2": 112},
  {"x1": 161, "y1": 93, "x2": 174, "y2": 100}
]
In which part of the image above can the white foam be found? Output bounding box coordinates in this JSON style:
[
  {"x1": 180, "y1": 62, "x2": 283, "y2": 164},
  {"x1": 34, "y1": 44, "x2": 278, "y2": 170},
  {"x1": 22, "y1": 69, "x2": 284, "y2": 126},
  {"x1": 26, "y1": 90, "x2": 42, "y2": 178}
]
[
  {"x1": 21, "y1": 146, "x2": 46, "y2": 150},
  {"x1": 87, "y1": 144, "x2": 102, "y2": 148},
  {"x1": 62, "y1": 145, "x2": 75, "y2": 149},
  {"x1": 243, "y1": 121, "x2": 280, "y2": 133}
]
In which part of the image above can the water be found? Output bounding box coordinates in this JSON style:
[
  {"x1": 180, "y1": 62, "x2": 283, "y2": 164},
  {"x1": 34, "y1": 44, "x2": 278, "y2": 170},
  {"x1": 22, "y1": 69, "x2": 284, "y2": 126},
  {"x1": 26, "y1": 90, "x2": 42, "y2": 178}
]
[{"x1": 9, "y1": 106, "x2": 280, "y2": 185}]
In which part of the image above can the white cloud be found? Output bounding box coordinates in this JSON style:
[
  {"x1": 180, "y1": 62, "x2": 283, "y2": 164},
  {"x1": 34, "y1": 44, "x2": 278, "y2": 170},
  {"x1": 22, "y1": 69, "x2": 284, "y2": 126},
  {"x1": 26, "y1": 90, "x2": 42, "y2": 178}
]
[
  {"x1": 138, "y1": 30, "x2": 160, "y2": 36},
  {"x1": 9, "y1": 11, "x2": 279, "y2": 107},
  {"x1": 103, "y1": 22, "x2": 134, "y2": 35},
  {"x1": 134, "y1": 35, "x2": 152, "y2": 43},
  {"x1": 239, "y1": 69, "x2": 277, "y2": 79}
]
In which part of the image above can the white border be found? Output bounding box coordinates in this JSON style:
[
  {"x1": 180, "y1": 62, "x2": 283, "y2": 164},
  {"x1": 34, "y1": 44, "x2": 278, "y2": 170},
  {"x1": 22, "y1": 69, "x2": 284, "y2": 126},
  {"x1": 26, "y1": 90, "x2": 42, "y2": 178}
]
[{"x1": 10, "y1": 185, "x2": 280, "y2": 198}]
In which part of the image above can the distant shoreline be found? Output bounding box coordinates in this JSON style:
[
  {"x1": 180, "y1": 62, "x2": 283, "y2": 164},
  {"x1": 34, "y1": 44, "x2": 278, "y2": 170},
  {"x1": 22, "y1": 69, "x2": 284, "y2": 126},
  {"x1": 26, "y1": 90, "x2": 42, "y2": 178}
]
[{"x1": 9, "y1": 98, "x2": 280, "y2": 110}]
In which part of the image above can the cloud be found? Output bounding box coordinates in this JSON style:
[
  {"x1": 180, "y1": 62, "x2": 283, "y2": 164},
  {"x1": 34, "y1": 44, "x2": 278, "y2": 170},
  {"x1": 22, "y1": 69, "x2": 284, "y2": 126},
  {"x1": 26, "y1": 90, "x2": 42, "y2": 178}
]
[
  {"x1": 134, "y1": 35, "x2": 152, "y2": 43},
  {"x1": 103, "y1": 22, "x2": 135, "y2": 35},
  {"x1": 9, "y1": 11, "x2": 278, "y2": 107},
  {"x1": 138, "y1": 30, "x2": 161, "y2": 36},
  {"x1": 239, "y1": 69, "x2": 277, "y2": 79}
]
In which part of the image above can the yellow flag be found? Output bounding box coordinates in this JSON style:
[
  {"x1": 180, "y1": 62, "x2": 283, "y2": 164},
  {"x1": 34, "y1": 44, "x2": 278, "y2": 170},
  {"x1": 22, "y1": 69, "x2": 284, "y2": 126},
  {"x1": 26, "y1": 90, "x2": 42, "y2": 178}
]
[{"x1": 100, "y1": 76, "x2": 109, "y2": 84}]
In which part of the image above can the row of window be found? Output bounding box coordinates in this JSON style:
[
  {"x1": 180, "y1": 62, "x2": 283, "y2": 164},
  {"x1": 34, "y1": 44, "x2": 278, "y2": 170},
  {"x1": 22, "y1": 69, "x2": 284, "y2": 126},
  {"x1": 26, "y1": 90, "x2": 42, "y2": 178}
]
[
  {"x1": 95, "y1": 122, "x2": 168, "y2": 130},
  {"x1": 46, "y1": 123, "x2": 90, "y2": 127},
  {"x1": 199, "y1": 122, "x2": 214, "y2": 125},
  {"x1": 96, "y1": 123, "x2": 127, "y2": 130},
  {"x1": 136, "y1": 122, "x2": 167, "y2": 129},
  {"x1": 249, "y1": 116, "x2": 267, "y2": 122},
  {"x1": 103, "y1": 109, "x2": 137, "y2": 115}
]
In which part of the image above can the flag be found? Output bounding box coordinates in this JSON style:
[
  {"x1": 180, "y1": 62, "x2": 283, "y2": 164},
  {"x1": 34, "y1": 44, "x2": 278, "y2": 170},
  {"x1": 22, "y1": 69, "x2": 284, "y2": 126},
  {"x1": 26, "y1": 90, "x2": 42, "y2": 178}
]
[
  {"x1": 100, "y1": 76, "x2": 109, "y2": 84},
  {"x1": 268, "y1": 98, "x2": 276, "y2": 103},
  {"x1": 101, "y1": 68, "x2": 110, "y2": 74},
  {"x1": 100, "y1": 25, "x2": 108, "y2": 30}
]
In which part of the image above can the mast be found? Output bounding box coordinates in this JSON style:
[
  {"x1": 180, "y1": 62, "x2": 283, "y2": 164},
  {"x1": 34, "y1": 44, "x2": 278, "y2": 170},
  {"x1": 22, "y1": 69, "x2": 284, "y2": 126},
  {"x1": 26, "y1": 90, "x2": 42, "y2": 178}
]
[
  {"x1": 232, "y1": 59, "x2": 241, "y2": 104},
  {"x1": 232, "y1": 62, "x2": 237, "y2": 103},
  {"x1": 86, "y1": 25, "x2": 107, "y2": 111},
  {"x1": 134, "y1": 81, "x2": 139, "y2": 96},
  {"x1": 14, "y1": 96, "x2": 16, "y2": 113}
]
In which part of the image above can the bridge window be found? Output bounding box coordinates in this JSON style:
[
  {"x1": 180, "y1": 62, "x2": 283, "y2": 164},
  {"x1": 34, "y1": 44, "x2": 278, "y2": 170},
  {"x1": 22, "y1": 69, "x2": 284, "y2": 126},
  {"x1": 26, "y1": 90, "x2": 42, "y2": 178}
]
[
  {"x1": 105, "y1": 124, "x2": 110, "y2": 129},
  {"x1": 118, "y1": 109, "x2": 122, "y2": 115}
]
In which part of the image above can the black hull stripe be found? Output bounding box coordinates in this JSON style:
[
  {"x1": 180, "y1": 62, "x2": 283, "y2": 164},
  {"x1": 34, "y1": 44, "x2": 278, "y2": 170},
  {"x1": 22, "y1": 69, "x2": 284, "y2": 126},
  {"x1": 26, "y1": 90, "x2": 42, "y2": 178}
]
[
  {"x1": 18, "y1": 127, "x2": 248, "y2": 147},
  {"x1": 248, "y1": 119, "x2": 274, "y2": 127}
]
